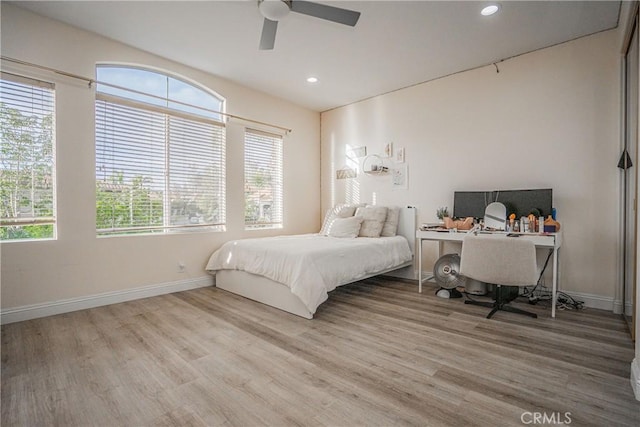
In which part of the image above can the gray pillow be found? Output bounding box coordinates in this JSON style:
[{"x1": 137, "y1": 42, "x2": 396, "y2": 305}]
[
  {"x1": 380, "y1": 206, "x2": 401, "y2": 237},
  {"x1": 355, "y1": 205, "x2": 388, "y2": 237}
]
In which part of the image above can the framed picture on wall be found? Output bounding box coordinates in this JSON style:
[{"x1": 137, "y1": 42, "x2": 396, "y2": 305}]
[
  {"x1": 392, "y1": 164, "x2": 408, "y2": 190},
  {"x1": 384, "y1": 142, "x2": 393, "y2": 158},
  {"x1": 348, "y1": 146, "x2": 367, "y2": 158}
]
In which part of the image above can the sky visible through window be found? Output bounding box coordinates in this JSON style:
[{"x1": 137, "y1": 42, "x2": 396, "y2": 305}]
[{"x1": 96, "y1": 66, "x2": 223, "y2": 121}]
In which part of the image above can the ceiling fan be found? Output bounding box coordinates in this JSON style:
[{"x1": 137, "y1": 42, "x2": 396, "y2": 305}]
[{"x1": 258, "y1": 0, "x2": 361, "y2": 50}]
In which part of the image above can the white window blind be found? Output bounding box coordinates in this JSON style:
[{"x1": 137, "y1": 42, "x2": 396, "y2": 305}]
[
  {"x1": 244, "y1": 129, "x2": 283, "y2": 229},
  {"x1": 0, "y1": 72, "x2": 56, "y2": 241},
  {"x1": 95, "y1": 67, "x2": 225, "y2": 235}
]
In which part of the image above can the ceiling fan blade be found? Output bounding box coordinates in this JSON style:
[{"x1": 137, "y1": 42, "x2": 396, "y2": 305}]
[
  {"x1": 290, "y1": 1, "x2": 360, "y2": 26},
  {"x1": 259, "y1": 18, "x2": 278, "y2": 50}
]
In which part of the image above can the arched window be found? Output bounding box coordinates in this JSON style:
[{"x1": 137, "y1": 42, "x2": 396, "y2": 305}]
[{"x1": 95, "y1": 65, "x2": 226, "y2": 235}]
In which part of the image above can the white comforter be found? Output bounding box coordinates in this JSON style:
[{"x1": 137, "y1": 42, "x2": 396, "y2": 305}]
[{"x1": 206, "y1": 234, "x2": 412, "y2": 314}]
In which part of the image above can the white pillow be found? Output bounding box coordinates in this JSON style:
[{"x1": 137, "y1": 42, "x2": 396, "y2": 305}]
[
  {"x1": 381, "y1": 206, "x2": 401, "y2": 237},
  {"x1": 320, "y1": 203, "x2": 364, "y2": 235},
  {"x1": 327, "y1": 216, "x2": 363, "y2": 238},
  {"x1": 355, "y1": 205, "x2": 388, "y2": 238}
]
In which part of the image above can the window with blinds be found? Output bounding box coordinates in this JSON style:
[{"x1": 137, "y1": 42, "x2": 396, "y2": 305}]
[
  {"x1": 0, "y1": 73, "x2": 56, "y2": 241},
  {"x1": 95, "y1": 65, "x2": 225, "y2": 235},
  {"x1": 244, "y1": 129, "x2": 283, "y2": 229}
]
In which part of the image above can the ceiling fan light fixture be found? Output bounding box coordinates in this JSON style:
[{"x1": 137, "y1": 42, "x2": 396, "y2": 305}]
[
  {"x1": 257, "y1": 0, "x2": 361, "y2": 50},
  {"x1": 306, "y1": 76, "x2": 319, "y2": 84},
  {"x1": 259, "y1": 0, "x2": 291, "y2": 21},
  {"x1": 480, "y1": 4, "x2": 500, "y2": 16}
]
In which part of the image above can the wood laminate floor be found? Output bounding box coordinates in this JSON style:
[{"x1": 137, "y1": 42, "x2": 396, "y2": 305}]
[{"x1": 2, "y1": 278, "x2": 639, "y2": 426}]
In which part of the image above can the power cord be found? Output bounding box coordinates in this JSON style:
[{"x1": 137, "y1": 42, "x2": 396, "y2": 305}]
[
  {"x1": 555, "y1": 291, "x2": 584, "y2": 310},
  {"x1": 520, "y1": 249, "x2": 554, "y2": 299}
]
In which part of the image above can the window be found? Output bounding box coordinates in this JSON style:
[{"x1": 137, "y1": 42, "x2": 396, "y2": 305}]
[
  {"x1": 0, "y1": 73, "x2": 56, "y2": 241},
  {"x1": 244, "y1": 129, "x2": 283, "y2": 229},
  {"x1": 95, "y1": 65, "x2": 225, "y2": 235}
]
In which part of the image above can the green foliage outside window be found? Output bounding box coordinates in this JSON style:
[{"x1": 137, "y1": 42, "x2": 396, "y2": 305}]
[
  {"x1": 0, "y1": 102, "x2": 55, "y2": 240},
  {"x1": 96, "y1": 173, "x2": 164, "y2": 233},
  {"x1": 245, "y1": 167, "x2": 273, "y2": 224}
]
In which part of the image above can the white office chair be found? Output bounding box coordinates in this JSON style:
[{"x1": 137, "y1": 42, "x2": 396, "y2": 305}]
[{"x1": 459, "y1": 234, "x2": 538, "y2": 319}]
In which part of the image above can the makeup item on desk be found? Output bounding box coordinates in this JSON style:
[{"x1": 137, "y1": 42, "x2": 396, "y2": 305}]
[
  {"x1": 543, "y1": 216, "x2": 560, "y2": 233},
  {"x1": 539, "y1": 216, "x2": 544, "y2": 233}
]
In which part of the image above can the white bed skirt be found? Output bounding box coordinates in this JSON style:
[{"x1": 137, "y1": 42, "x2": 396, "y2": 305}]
[
  {"x1": 215, "y1": 259, "x2": 413, "y2": 319},
  {"x1": 215, "y1": 270, "x2": 315, "y2": 319}
]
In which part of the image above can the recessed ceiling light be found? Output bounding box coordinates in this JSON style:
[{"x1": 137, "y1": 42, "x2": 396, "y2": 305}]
[
  {"x1": 306, "y1": 76, "x2": 319, "y2": 84},
  {"x1": 481, "y1": 4, "x2": 500, "y2": 16}
]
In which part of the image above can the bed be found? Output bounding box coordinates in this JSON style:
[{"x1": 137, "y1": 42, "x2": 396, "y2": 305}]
[{"x1": 206, "y1": 206, "x2": 416, "y2": 319}]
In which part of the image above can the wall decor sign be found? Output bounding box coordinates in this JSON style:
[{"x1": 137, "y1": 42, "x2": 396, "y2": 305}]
[{"x1": 336, "y1": 168, "x2": 357, "y2": 179}]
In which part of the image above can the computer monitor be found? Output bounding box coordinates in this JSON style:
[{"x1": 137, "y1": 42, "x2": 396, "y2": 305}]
[
  {"x1": 453, "y1": 188, "x2": 553, "y2": 219},
  {"x1": 494, "y1": 189, "x2": 553, "y2": 218},
  {"x1": 453, "y1": 191, "x2": 491, "y2": 219}
]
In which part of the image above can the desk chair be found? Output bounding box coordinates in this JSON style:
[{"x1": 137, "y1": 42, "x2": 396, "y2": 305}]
[{"x1": 459, "y1": 234, "x2": 538, "y2": 319}]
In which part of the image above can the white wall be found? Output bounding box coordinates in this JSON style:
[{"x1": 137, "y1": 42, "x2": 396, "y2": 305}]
[
  {"x1": 618, "y1": 0, "x2": 640, "y2": 402},
  {"x1": 0, "y1": 4, "x2": 320, "y2": 311},
  {"x1": 321, "y1": 29, "x2": 620, "y2": 305}
]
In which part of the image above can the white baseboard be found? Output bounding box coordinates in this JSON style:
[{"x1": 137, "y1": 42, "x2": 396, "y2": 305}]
[
  {"x1": 0, "y1": 276, "x2": 214, "y2": 325},
  {"x1": 562, "y1": 290, "x2": 615, "y2": 311},
  {"x1": 612, "y1": 299, "x2": 624, "y2": 315},
  {"x1": 631, "y1": 358, "x2": 640, "y2": 401}
]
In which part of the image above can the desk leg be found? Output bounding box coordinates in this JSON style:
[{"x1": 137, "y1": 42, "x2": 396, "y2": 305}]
[
  {"x1": 418, "y1": 238, "x2": 423, "y2": 293},
  {"x1": 551, "y1": 247, "x2": 559, "y2": 318}
]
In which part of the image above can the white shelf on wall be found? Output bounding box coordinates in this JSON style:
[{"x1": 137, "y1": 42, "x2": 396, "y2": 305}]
[{"x1": 362, "y1": 154, "x2": 389, "y2": 175}]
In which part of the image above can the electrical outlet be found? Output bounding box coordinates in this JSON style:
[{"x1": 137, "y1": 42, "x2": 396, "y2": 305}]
[{"x1": 178, "y1": 261, "x2": 186, "y2": 273}]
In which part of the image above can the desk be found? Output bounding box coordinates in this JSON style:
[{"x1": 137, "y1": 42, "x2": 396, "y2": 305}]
[{"x1": 416, "y1": 229, "x2": 563, "y2": 318}]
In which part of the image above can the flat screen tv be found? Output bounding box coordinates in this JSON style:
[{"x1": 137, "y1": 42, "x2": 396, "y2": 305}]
[{"x1": 453, "y1": 189, "x2": 552, "y2": 219}]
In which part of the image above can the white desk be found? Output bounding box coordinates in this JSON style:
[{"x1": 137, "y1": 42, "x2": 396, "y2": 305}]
[{"x1": 416, "y1": 229, "x2": 563, "y2": 318}]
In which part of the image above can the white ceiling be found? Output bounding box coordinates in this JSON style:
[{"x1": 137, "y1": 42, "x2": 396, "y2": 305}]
[{"x1": 12, "y1": 1, "x2": 621, "y2": 112}]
